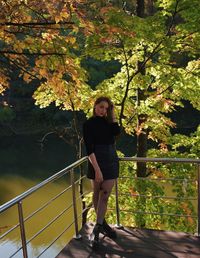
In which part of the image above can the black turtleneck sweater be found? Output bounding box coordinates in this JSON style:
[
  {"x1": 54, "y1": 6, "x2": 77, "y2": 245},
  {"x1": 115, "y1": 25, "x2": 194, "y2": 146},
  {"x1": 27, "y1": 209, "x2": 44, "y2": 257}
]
[{"x1": 83, "y1": 116, "x2": 120, "y2": 155}]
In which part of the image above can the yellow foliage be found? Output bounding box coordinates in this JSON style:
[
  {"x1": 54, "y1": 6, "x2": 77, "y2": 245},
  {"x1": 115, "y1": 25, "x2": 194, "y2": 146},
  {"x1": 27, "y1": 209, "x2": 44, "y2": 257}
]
[
  {"x1": 0, "y1": 75, "x2": 9, "y2": 94},
  {"x1": 65, "y1": 36, "x2": 76, "y2": 44},
  {"x1": 39, "y1": 69, "x2": 48, "y2": 77},
  {"x1": 129, "y1": 188, "x2": 139, "y2": 197},
  {"x1": 23, "y1": 72, "x2": 32, "y2": 83}
]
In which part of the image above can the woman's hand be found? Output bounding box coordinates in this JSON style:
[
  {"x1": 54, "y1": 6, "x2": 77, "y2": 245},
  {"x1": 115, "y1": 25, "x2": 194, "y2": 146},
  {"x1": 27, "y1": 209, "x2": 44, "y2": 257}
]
[
  {"x1": 88, "y1": 153, "x2": 103, "y2": 182},
  {"x1": 95, "y1": 168, "x2": 103, "y2": 183}
]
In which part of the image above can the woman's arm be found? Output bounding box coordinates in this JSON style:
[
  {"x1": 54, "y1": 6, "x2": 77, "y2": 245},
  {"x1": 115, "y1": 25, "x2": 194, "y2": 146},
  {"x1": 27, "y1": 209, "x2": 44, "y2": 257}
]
[
  {"x1": 83, "y1": 120, "x2": 103, "y2": 182},
  {"x1": 88, "y1": 153, "x2": 103, "y2": 182}
]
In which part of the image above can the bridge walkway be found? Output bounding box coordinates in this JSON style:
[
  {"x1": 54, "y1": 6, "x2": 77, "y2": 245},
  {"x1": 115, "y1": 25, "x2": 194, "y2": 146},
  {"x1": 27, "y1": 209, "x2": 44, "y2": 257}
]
[{"x1": 56, "y1": 222, "x2": 200, "y2": 258}]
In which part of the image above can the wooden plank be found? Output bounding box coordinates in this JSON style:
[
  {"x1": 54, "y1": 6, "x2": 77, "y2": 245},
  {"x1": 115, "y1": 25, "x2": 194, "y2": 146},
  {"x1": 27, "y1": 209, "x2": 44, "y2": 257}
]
[{"x1": 56, "y1": 222, "x2": 200, "y2": 258}]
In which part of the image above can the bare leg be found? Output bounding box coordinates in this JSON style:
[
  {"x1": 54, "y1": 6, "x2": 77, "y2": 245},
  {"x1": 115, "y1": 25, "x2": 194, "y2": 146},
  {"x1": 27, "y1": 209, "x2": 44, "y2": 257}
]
[
  {"x1": 90, "y1": 179, "x2": 116, "y2": 248},
  {"x1": 91, "y1": 180, "x2": 101, "y2": 213},
  {"x1": 91, "y1": 179, "x2": 115, "y2": 224},
  {"x1": 96, "y1": 179, "x2": 115, "y2": 224}
]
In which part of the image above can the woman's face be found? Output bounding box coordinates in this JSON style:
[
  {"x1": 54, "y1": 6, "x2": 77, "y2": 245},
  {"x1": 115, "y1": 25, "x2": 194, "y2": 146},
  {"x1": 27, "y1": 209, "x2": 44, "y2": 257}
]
[{"x1": 94, "y1": 101, "x2": 109, "y2": 117}]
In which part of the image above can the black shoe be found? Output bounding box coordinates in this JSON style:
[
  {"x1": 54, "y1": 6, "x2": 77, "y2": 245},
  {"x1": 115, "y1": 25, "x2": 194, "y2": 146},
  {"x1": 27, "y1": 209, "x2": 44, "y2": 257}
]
[
  {"x1": 103, "y1": 220, "x2": 117, "y2": 239},
  {"x1": 90, "y1": 223, "x2": 103, "y2": 250}
]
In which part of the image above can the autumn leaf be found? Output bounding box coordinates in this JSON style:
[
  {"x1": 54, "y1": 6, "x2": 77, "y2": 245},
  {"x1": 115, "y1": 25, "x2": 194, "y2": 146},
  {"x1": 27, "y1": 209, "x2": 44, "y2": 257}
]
[{"x1": 129, "y1": 188, "x2": 139, "y2": 197}]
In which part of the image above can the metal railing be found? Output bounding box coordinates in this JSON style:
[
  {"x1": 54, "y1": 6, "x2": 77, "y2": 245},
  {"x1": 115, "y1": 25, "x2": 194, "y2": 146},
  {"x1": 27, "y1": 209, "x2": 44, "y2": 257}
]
[
  {"x1": 116, "y1": 157, "x2": 200, "y2": 235},
  {"x1": 0, "y1": 156, "x2": 88, "y2": 258},
  {"x1": 0, "y1": 156, "x2": 200, "y2": 258}
]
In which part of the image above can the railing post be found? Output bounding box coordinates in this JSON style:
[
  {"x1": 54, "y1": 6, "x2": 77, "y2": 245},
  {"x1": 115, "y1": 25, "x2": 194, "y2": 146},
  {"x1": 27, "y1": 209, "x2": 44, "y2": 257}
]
[
  {"x1": 18, "y1": 201, "x2": 28, "y2": 258},
  {"x1": 115, "y1": 179, "x2": 122, "y2": 228},
  {"x1": 198, "y1": 164, "x2": 200, "y2": 237},
  {"x1": 70, "y1": 169, "x2": 82, "y2": 239}
]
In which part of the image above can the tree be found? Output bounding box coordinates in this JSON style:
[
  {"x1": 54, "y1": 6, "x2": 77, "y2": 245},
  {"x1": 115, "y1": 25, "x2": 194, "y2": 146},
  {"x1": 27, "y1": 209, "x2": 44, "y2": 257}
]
[
  {"x1": 0, "y1": 0, "x2": 96, "y2": 158},
  {"x1": 83, "y1": 0, "x2": 200, "y2": 153},
  {"x1": 0, "y1": 0, "x2": 92, "y2": 111},
  {"x1": 0, "y1": 0, "x2": 199, "y2": 231},
  {"x1": 82, "y1": 0, "x2": 200, "y2": 229}
]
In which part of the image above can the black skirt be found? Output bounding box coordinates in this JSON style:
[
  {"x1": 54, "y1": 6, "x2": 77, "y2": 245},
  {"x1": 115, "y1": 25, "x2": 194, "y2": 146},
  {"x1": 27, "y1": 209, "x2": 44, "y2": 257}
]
[{"x1": 87, "y1": 144, "x2": 119, "y2": 180}]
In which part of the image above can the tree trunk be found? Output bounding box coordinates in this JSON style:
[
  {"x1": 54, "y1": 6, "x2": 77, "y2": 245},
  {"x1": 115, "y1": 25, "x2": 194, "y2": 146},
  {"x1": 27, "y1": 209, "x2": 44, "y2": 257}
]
[
  {"x1": 136, "y1": 0, "x2": 145, "y2": 17},
  {"x1": 136, "y1": 0, "x2": 147, "y2": 177}
]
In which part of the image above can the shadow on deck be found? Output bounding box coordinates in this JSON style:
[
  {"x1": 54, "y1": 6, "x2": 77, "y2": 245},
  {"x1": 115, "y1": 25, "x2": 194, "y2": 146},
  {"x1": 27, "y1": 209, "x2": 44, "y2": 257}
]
[{"x1": 56, "y1": 222, "x2": 200, "y2": 258}]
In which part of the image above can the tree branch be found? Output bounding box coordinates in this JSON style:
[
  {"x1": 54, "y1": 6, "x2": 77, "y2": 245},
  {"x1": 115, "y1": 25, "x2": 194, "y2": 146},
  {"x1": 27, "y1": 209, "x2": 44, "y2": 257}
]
[
  {"x1": 0, "y1": 21, "x2": 74, "y2": 27},
  {"x1": 118, "y1": 0, "x2": 180, "y2": 123},
  {"x1": 0, "y1": 56, "x2": 40, "y2": 81},
  {"x1": 0, "y1": 50, "x2": 67, "y2": 56},
  {"x1": 119, "y1": 39, "x2": 131, "y2": 127}
]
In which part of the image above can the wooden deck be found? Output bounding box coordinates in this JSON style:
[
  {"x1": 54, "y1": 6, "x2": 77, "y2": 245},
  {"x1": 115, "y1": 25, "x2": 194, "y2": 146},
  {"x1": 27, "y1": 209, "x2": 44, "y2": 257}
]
[{"x1": 56, "y1": 222, "x2": 200, "y2": 258}]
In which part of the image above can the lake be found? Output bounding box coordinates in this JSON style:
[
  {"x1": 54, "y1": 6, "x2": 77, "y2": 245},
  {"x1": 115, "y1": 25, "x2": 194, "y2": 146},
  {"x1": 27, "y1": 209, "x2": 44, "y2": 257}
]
[
  {"x1": 0, "y1": 131, "x2": 135, "y2": 257},
  {"x1": 0, "y1": 134, "x2": 84, "y2": 257}
]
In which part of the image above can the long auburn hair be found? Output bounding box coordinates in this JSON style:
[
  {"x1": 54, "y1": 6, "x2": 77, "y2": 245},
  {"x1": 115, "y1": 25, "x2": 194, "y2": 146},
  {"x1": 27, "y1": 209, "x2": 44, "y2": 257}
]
[{"x1": 93, "y1": 96, "x2": 113, "y2": 123}]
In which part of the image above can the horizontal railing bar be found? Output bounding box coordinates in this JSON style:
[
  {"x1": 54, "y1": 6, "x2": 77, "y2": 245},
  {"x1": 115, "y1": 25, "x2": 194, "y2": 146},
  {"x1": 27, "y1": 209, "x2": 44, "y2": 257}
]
[
  {"x1": 119, "y1": 176, "x2": 196, "y2": 182},
  {"x1": 77, "y1": 175, "x2": 86, "y2": 182},
  {"x1": 106, "y1": 207, "x2": 197, "y2": 219},
  {"x1": 9, "y1": 246, "x2": 22, "y2": 258},
  {"x1": 119, "y1": 157, "x2": 200, "y2": 164},
  {"x1": 117, "y1": 209, "x2": 197, "y2": 218},
  {"x1": 1, "y1": 157, "x2": 198, "y2": 214},
  {"x1": 76, "y1": 190, "x2": 90, "y2": 200},
  {"x1": 37, "y1": 211, "x2": 83, "y2": 258},
  {"x1": 74, "y1": 176, "x2": 87, "y2": 185},
  {"x1": 82, "y1": 206, "x2": 91, "y2": 214},
  {"x1": 36, "y1": 220, "x2": 75, "y2": 258},
  {"x1": 2, "y1": 157, "x2": 198, "y2": 214},
  {"x1": 1, "y1": 156, "x2": 199, "y2": 258},
  {"x1": 74, "y1": 179, "x2": 83, "y2": 185},
  {"x1": 24, "y1": 185, "x2": 73, "y2": 223},
  {"x1": 29, "y1": 188, "x2": 90, "y2": 238},
  {"x1": 0, "y1": 185, "x2": 73, "y2": 239},
  {"x1": 118, "y1": 192, "x2": 197, "y2": 200},
  {"x1": 0, "y1": 157, "x2": 88, "y2": 213},
  {"x1": 9, "y1": 202, "x2": 74, "y2": 257},
  {"x1": 1, "y1": 189, "x2": 87, "y2": 241},
  {"x1": 26, "y1": 202, "x2": 74, "y2": 244},
  {"x1": 0, "y1": 223, "x2": 19, "y2": 240}
]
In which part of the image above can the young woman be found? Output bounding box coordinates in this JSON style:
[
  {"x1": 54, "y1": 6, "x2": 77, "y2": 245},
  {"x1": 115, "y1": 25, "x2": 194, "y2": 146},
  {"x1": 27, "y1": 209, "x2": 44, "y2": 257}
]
[{"x1": 83, "y1": 96, "x2": 120, "y2": 249}]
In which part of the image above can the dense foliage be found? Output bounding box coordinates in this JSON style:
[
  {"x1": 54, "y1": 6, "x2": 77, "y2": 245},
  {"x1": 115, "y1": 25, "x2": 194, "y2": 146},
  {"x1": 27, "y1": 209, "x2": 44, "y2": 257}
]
[{"x1": 0, "y1": 0, "x2": 199, "y2": 232}]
